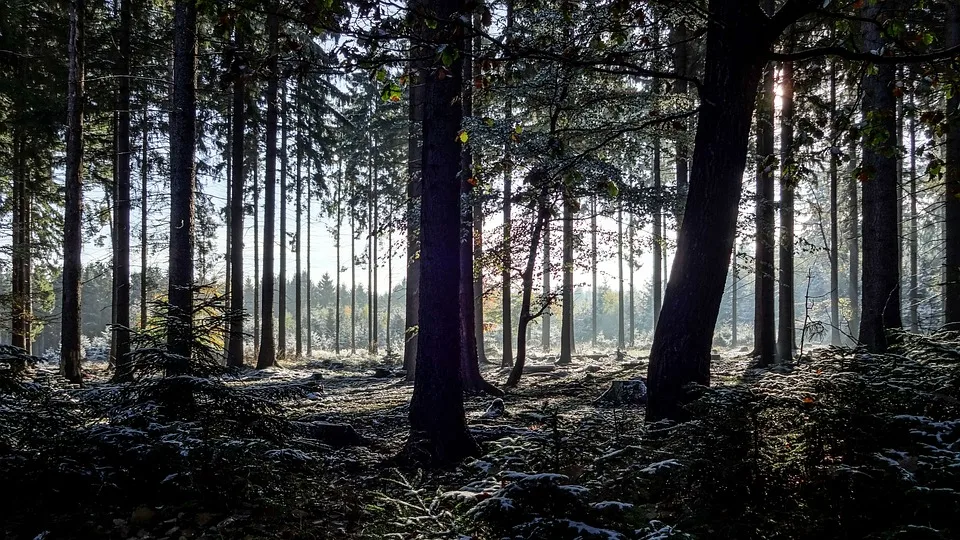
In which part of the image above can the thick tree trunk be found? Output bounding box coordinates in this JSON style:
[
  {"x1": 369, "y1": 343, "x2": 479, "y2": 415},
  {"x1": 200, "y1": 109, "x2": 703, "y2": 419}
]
[
  {"x1": 405, "y1": 0, "x2": 480, "y2": 464},
  {"x1": 61, "y1": 0, "x2": 85, "y2": 383},
  {"x1": 226, "y1": 27, "x2": 246, "y2": 369},
  {"x1": 858, "y1": 2, "x2": 903, "y2": 350},
  {"x1": 166, "y1": 0, "x2": 198, "y2": 371},
  {"x1": 753, "y1": 23, "x2": 776, "y2": 367},
  {"x1": 113, "y1": 0, "x2": 132, "y2": 380},
  {"x1": 646, "y1": 1, "x2": 768, "y2": 422},
  {"x1": 945, "y1": 2, "x2": 960, "y2": 325},
  {"x1": 777, "y1": 52, "x2": 795, "y2": 363},
  {"x1": 256, "y1": 10, "x2": 280, "y2": 369}
]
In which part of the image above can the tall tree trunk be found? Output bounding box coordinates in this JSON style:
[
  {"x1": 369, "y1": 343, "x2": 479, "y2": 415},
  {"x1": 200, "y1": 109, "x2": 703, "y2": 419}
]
[
  {"x1": 646, "y1": 1, "x2": 769, "y2": 421},
  {"x1": 591, "y1": 195, "x2": 597, "y2": 348},
  {"x1": 858, "y1": 1, "x2": 903, "y2": 350},
  {"x1": 351, "y1": 171, "x2": 357, "y2": 354},
  {"x1": 501, "y1": 0, "x2": 515, "y2": 368},
  {"x1": 829, "y1": 57, "x2": 841, "y2": 345},
  {"x1": 777, "y1": 49, "x2": 795, "y2": 363},
  {"x1": 61, "y1": 0, "x2": 85, "y2": 383},
  {"x1": 541, "y1": 223, "x2": 551, "y2": 351},
  {"x1": 254, "y1": 145, "x2": 260, "y2": 359},
  {"x1": 225, "y1": 113, "x2": 232, "y2": 355},
  {"x1": 405, "y1": 0, "x2": 479, "y2": 464},
  {"x1": 653, "y1": 138, "x2": 663, "y2": 331},
  {"x1": 617, "y1": 202, "x2": 624, "y2": 350},
  {"x1": 628, "y1": 214, "x2": 635, "y2": 348},
  {"x1": 278, "y1": 86, "x2": 288, "y2": 363},
  {"x1": 753, "y1": 6, "x2": 776, "y2": 367},
  {"x1": 226, "y1": 26, "x2": 246, "y2": 368},
  {"x1": 387, "y1": 224, "x2": 393, "y2": 352},
  {"x1": 11, "y1": 127, "x2": 27, "y2": 351},
  {"x1": 945, "y1": 2, "x2": 960, "y2": 325},
  {"x1": 141, "y1": 95, "x2": 149, "y2": 330},
  {"x1": 336, "y1": 158, "x2": 343, "y2": 355},
  {"x1": 732, "y1": 243, "x2": 738, "y2": 347},
  {"x1": 113, "y1": 0, "x2": 132, "y2": 380},
  {"x1": 558, "y1": 187, "x2": 574, "y2": 364},
  {"x1": 847, "y1": 138, "x2": 860, "y2": 340},
  {"x1": 306, "y1": 159, "x2": 313, "y2": 355},
  {"x1": 166, "y1": 0, "x2": 198, "y2": 371},
  {"x1": 909, "y1": 87, "x2": 919, "y2": 332},
  {"x1": 256, "y1": 10, "x2": 279, "y2": 369},
  {"x1": 295, "y1": 81, "x2": 303, "y2": 358}
]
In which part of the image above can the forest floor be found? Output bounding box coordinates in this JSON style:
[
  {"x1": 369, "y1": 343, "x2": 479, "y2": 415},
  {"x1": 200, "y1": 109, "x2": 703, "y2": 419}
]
[{"x1": 15, "y1": 341, "x2": 951, "y2": 540}]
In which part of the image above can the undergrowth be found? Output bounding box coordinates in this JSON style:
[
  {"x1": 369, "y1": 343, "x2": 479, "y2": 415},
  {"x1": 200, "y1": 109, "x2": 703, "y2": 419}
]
[{"x1": 376, "y1": 331, "x2": 960, "y2": 539}]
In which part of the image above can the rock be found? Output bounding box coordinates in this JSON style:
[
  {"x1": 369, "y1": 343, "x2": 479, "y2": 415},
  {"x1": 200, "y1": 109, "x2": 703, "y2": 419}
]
[
  {"x1": 595, "y1": 379, "x2": 647, "y2": 406},
  {"x1": 372, "y1": 367, "x2": 393, "y2": 378},
  {"x1": 482, "y1": 398, "x2": 506, "y2": 419},
  {"x1": 711, "y1": 353, "x2": 721, "y2": 361},
  {"x1": 583, "y1": 365, "x2": 601, "y2": 373}
]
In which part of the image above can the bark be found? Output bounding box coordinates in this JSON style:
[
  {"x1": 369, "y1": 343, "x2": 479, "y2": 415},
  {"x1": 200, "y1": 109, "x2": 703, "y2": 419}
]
[
  {"x1": 653, "y1": 138, "x2": 663, "y2": 330},
  {"x1": 166, "y1": 0, "x2": 197, "y2": 371},
  {"x1": 946, "y1": 2, "x2": 960, "y2": 325},
  {"x1": 405, "y1": 0, "x2": 480, "y2": 464},
  {"x1": 295, "y1": 82, "x2": 303, "y2": 358},
  {"x1": 306, "y1": 159, "x2": 313, "y2": 355},
  {"x1": 11, "y1": 127, "x2": 28, "y2": 352},
  {"x1": 909, "y1": 88, "x2": 919, "y2": 332},
  {"x1": 777, "y1": 50, "x2": 795, "y2": 363},
  {"x1": 858, "y1": 1, "x2": 903, "y2": 350},
  {"x1": 848, "y1": 138, "x2": 860, "y2": 340},
  {"x1": 141, "y1": 96, "x2": 149, "y2": 330},
  {"x1": 256, "y1": 10, "x2": 279, "y2": 369},
  {"x1": 558, "y1": 188, "x2": 574, "y2": 365},
  {"x1": 336, "y1": 158, "x2": 343, "y2": 355},
  {"x1": 254, "y1": 144, "x2": 260, "y2": 359},
  {"x1": 501, "y1": 0, "x2": 515, "y2": 368},
  {"x1": 617, "y1": 203, "x2": 624, "y2": 350},
  {"x1": 646, "y1": 1, "x2": 769, "y2": 422},
  {"x1": 591, "y1": 195, "x2": 598, "y2": 347},
  {"x1": 541, "y1": 223, "x2": 551, "y2": 351},
  {"x1": 829, "y1": 58, "x2": 841, "y2": 345},
  {"x1": 732, "y1": 244, "x2": 738, "y2": 347},
  {"x1": 113, "y1": 0, "x2": 132, "y2": 381},
  {"x1": 62, "y1": 0, "x2": 85, "y2": 383},
  {"x1": 278, "y1": 87, "x2": 288, "y2": 363},
  {"x1": 404, "y1": 20, "x2": 424, "y2": 378},
  {"x1": 351, "y1": 170, "x2": 357, "y2": 354},
  {"x1": 628, "y1": 214, "x2": 635, "y2": 347},
  {"x1": 227, "y1": 26, "x2": 246, "y2": 369},
  {"x1": 754, "y1": 15, "x2": 776, "y2": 367}
]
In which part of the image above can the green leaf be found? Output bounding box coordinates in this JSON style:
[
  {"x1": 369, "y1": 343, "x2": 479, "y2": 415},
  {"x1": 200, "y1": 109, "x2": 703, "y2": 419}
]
[
  {"x1": 375, "y1": 69, "x2": 387, "y2": 82},
  {"x1": 440, "y1": 45, "x2": 459, "y2": 67},
  {"x1": 380, "y1": 82, "x2": 402, "y2": 102},
  {"x1": 922, "y1": 32, "x2": 934, "y2": 46},
  {"x1": 606, "y1": 181, "x2": 619, "y2": 198}
]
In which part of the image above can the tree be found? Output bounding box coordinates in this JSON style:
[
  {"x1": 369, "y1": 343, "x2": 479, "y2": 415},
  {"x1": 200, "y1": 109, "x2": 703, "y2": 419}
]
[
  {"x1": 226, "y1": 22, "x2": 246, "y2": 369},
  {"x1": 112, "y1": 0, "x2": 133, "y2": 381},
  {"x1": 61, "y1": 0, "x2": 85, "y2": 383},
  {"x1": 646, "y1": 0, "x2": 785, "y2": 421},
  {"x1": 945, "y1": 2, "x2": 960, "y2": 325},
  {"x1": 753, "y1": 0, "x2": 777, "y2": 367},
  {"x1": 278, "y1": 86, "x2": 288, "y2": 362},
  {"x1": 777, "y1": 38, "x2": 795, "y2": 363},
  {"x1": 404, "y1": 0, "x2": 480, "y2": 464},
  {"x1": 257, "y1": 8, "x2": 280, "y2": 370},
  {"x1": 166, "y1": 0, "x2": 198, "y2": 370},
  {"x1": 857, "y1": 0, "x2": 902, "y2": 351}
]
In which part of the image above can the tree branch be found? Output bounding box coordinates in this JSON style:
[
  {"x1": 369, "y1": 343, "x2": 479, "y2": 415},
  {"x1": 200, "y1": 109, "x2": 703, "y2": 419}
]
[{"x1": 769, "y1": 44, "x2": 960, "y2": 63}]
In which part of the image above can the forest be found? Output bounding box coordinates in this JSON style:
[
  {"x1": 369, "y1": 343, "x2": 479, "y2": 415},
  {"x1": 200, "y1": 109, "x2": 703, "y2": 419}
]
[{"x1": 2, "y1": 0, "x2": 960, "y2": 538}]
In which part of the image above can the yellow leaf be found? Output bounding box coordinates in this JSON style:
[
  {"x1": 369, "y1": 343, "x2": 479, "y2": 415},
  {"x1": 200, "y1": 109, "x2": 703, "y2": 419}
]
[{"x1": 458, "y1": 130, "x2": 469, "y2": 143}]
